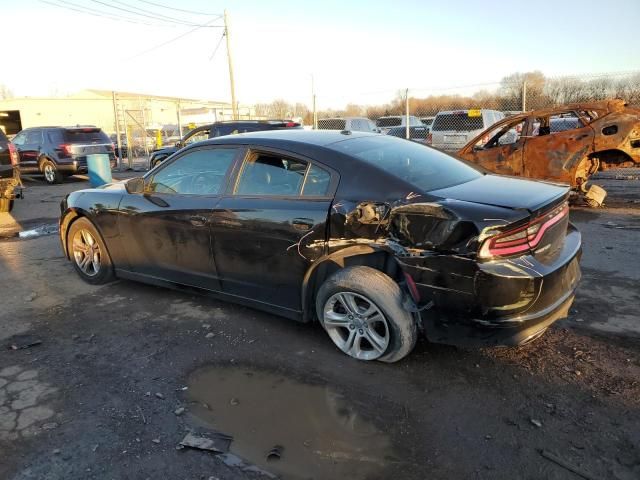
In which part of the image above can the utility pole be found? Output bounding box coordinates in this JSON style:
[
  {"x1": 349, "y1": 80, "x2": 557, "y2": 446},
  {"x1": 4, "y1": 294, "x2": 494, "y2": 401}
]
[
  {"x1": 224, "y1": 10, "x2": 238, "y2": 120},
  {"x1": 405, "y1": 88, "x2": 410, "y2": 140},
  {"x1": 311, "y1": 74, "x2": 317, "y2": 129},
  {"x1": 111, "y1": 91, "x2": 122, "y2": 170},
  {"x1": 522, "y1": 80, "x2": 527, "y2": 112}
]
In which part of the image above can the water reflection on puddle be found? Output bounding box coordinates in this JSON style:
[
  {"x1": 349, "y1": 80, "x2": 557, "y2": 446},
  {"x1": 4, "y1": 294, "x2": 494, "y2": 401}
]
[{"x1": 187, "y1": 366, "x2": 396, "y2": 479}]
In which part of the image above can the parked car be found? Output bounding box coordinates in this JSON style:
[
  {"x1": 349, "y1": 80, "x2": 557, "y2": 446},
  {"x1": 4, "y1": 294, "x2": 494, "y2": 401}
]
[
  {"x1": 317, "y1": 117, "x2": 378, "y2": 132},
  {"x1": 148, "y1": 120, "x2": 302, "y2": 169},
  {"x1": 12, "y1": 126, "x2": 116, "y2": 184},
  {"x1": 375, "y1": 115, "x2": 423, "y2": 134},
  {"x1": 420, "y1": 117, "x2": 435, "y2": 130},
  {"x1": 428, "y1": 109, "x2": 505, "y2": 151},
  {"x1": 0, "y1": 129, "x2": 22, "y2": 212},
  {"x1": 384, "y1": 125, "x2": 429, "y2": 144},
  {"x1": 60, "y1": 130, "x2": 581, "y2": 363},
  {"x1": 456, "y1": 99, "x2": 640, "y2": 206}
]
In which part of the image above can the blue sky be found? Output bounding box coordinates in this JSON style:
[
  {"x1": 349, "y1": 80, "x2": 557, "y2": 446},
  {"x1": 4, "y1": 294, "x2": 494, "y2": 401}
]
[{"x1": 2, "y1": 0, "x2": 639, "y2": 108}]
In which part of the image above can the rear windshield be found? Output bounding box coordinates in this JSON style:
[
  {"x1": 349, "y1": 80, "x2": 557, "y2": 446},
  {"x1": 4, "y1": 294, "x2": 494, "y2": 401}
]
[
  {"x1": 329, "y1": 136, "x2": 482, "y2": 191},
  {"x1": 376, "y1": 117, "x2": 402, "y2": 127},
  {"x1": 64, "y1": 129, "x2": 110, "y2": 144},
  {"x1": 432, "y1": 114, "x2": 484, "y2": 132},
  {"x1": 318, "y1": 119, "x2": 346, "y2": 130}
]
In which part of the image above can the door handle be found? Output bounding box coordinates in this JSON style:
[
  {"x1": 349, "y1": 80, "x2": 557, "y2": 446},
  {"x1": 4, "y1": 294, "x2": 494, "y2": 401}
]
[
  {"x1": 190, "y1": 215, "x2": 208, "y2": 227},
  {"x1": 292, "y1": 218, "x2": 314, "y2": 231}
]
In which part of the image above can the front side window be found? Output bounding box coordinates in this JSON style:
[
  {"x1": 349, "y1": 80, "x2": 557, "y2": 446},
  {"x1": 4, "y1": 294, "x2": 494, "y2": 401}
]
[
  {"x1": 549, "y1": 113, "x2": 583, "y2": 133},
  {"x1": 149, "y1": 147, "x2": 238, "y2": 195},
  {"x1": 184, "y1": 129, "x2": 210, "y2": 145},
  {"x1": 12, "y1": 132, "x2": 26, "y2": 145},
  {"x1": 235, "y1": 153, "x2": 308, "y2": 196},
  {"x1": 478, "y1": 120, "x2": 525, "y2": 148}
]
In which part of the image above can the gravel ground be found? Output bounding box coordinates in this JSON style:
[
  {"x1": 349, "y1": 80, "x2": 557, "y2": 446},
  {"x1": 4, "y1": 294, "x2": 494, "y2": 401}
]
[{"x1": 0, "y1": 173, "x2": 638, "y2": 480}]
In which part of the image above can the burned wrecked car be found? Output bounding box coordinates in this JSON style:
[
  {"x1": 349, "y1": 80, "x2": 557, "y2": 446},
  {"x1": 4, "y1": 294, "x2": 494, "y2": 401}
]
[
  {"x1": 59, "y1": 131, "x2": 581, "y2": 362},
  {"x1": 457, "y1": 99, "x2": 640, "y2": 206}
]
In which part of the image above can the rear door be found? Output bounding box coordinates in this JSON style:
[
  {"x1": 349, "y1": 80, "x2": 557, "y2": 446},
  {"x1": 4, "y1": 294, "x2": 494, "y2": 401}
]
[
  {"x1": 0, "y1": 130, "x2": 11, "y2": 177},
  {"x1": 210, "y1": 148, "x2": 336, "y2": 312},
  {"x1": 118, "y1": 145, "x2": 243, "y2": 289},
  {"x1": 522, "y1": 111, "x2": 595, "y2": 184}
]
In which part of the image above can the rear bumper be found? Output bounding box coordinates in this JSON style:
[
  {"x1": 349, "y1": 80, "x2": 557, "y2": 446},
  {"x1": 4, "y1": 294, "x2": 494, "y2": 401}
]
[
  {"x1": 58, "y1": 154, "x2": 117, "y2": 174},
  {"x1": 399, "y1": 224, "x2": 582, "y2": 347}
]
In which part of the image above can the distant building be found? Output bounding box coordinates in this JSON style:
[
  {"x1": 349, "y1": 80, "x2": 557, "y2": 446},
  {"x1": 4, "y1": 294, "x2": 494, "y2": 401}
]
[{"x1": 0, "y1": 90, "x2": 253, "y2": 136}]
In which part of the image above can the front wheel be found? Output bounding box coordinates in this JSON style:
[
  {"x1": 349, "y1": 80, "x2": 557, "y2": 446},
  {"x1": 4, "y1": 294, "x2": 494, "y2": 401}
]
[
  {"x1": 316, "y1": 266, "x2": 417, "y2": 363},
  {"x1": 67, "y1": 217, "x2": 115, "y2": 285}
]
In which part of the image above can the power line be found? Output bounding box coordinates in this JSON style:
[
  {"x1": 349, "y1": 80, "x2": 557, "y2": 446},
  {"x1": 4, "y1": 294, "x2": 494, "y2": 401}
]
[
  {"x1": 125, "y1": 17, "x2": 220, "y2": 61},
  {"x1": 209, "y1": 32, "x2": 225, "y2": 61},
  {"x1": 87, "y1": 0, "x2": 218, "y2": 27},
  {"x1": 133, "y1": 0, "x2": 221, "y2": 16},
  {"x1": 41, "y1": 0, "x2": 176, "y2": 26},
  {"x1": 109, "y1": 0, "x2": 221, "y2": 26}
]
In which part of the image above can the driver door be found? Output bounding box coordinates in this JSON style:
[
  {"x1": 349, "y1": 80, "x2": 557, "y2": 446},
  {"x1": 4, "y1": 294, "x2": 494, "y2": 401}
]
[
  {"x1": 462, "y1": 119, "x2": 526, "y2": 177},
  {"x1": 118, "y1": 145, "x2": 243, "y2": 290}
]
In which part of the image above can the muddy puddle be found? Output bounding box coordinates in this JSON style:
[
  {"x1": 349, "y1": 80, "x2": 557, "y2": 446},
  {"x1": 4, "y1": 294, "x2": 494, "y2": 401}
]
[{"x1": 187, "y1": 366, "x2": 398, "y2": 479}]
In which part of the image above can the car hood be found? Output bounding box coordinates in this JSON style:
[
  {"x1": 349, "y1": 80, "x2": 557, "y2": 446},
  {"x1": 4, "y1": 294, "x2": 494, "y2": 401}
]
[{"x1": 429, "y1": 174, "x2": 569, "y2": 212}]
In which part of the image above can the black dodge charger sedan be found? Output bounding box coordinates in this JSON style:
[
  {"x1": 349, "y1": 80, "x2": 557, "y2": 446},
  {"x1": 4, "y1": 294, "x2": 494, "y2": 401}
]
[{"x1": 59, "y1": 130, "x2": 581, "y2": 362}]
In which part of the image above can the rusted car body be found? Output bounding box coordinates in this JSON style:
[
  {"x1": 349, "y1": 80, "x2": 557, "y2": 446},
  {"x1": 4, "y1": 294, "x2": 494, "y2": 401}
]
[{"x1": 457, "y1": 99, "x2": 640, "y2": 192}]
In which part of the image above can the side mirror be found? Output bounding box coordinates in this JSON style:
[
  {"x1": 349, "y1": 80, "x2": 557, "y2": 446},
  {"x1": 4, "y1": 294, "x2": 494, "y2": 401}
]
[
  {"x1": 175, "y1": 141, "x2": 183, "y2": 148},
  {"x1": 125, "y1": 177, "x2": 145, "y2": 194}
]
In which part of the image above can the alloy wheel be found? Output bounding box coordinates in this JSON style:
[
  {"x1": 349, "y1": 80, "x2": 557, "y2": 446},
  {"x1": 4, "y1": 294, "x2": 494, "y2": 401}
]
[
  {"x1": 44, "y1": 164, "x2": 55, "y2": 183},
  {"x1": 322, "y1": 292, "x2": 390, "y2": 360},
  {"x1": 72, "y1": 229, "x2": 101, "y2": 277}
]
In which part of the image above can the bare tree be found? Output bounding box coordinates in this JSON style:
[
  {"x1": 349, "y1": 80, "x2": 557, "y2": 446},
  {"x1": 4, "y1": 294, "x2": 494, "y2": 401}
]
[{"x1": 0, "y1": 84, "x2": 14, "y2": 100}]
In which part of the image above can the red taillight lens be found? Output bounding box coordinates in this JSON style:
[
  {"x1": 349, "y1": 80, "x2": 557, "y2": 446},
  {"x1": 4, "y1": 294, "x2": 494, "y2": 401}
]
[
  {"x1": 59, "y1": 144, "x2": 73, "y2": 156},
  {"x1": 8, "y1": 143, "x2": 18, "y2": 166},
  {"x1": 479, "y1": 203, "x2": 569, "y2": 259},
  {"x1": 285, "y1": 122, "x2": 298, "y2": 127},
  {"x1": 426, "y1": 132, "x2": 432, "y2": 144}
]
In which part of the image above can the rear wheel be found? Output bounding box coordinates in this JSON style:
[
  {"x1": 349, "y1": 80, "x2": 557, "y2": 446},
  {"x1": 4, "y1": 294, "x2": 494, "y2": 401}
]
[
  {"x1": 42, "y1": 160, "x2": 63, "y2": 184},
  {"x1": 316, "y1": 266, "x2": 417, "y2": 363},
  {"x1": 68, "y1": 217, "x2": 115, "y2": 284}
]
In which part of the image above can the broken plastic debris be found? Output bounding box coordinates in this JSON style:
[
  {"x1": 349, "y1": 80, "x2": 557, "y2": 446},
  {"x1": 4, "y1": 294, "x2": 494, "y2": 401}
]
[
  {"x1": 179, "y1": 431, "x2": 232, "y2": 454},
  {"x1": 7, "y1": 334, "x2": 42, "y2": 350},
  {"x1": 266, "y1": 445, "x2": 284, "y2": 462},
  {"x1": 218, "y1": 453, "x2": 277, "y2": 478}
]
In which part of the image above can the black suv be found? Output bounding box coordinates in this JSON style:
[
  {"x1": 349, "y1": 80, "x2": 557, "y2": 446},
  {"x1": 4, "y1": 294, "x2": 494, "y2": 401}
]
[
  {"x1": 148, "y1": 120, "x2": 301, "y2": 169},
  {"x1": 12, "y1": 126, "x2": 116, "y2": 184},
  {"x1": 0, "y1": 129, "x2": 22, "y2": 212}
]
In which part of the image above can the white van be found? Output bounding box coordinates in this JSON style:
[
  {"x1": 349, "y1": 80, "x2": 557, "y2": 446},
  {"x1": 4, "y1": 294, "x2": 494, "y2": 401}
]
[
  {"x1": 375, "y1": 115, "x2": 423, "y2": 134},
  {"x1": 429, "y1": 109, "x2": 505, "y2": 152}
]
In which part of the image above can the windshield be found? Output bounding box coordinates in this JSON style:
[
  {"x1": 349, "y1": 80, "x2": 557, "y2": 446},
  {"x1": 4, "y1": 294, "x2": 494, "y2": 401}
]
[
  {"x1": 318, "y1": 119, "x2": 346, "y2": 130},
  {"x1": 376, "y1": 117, "x2": 402, "y2": 127},
  {"x1": 432, "y1": 114, "x2": 484, "y2": 132},
  {"x1": 329, "y1": 136, "x2": 482, "y2": 191}
]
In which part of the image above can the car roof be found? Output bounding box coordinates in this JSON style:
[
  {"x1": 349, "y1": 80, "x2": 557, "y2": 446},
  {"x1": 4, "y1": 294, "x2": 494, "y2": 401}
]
[{"x1": 203, "y1": 129, "x2": 376, "y2": 147}]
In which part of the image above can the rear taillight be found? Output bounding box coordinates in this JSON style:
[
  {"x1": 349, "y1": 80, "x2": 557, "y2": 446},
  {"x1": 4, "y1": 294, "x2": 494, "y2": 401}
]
[
  {"x1": 8, "y1": 143, "x2": 18, "y2": 166},
  {"x1": 59, "y1": 144, "x2": 73, "y2": 156},
  {"x1": 426, "y1": 132, "x2": 432, "y2": 144},
  {"x1": 479, "y1": 203, "x2": 569, "y2": 259},
  {"x1": 285, "y1": 122, "x2": 298, "y2": 127}
]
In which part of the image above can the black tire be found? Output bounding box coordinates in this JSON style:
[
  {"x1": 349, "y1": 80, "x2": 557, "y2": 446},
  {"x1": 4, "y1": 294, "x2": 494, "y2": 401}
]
[
  {"x1": 42, "y1": 159, "x2": 64, "y2": 184},
  {"x1": 316, "y1": 266, "x2": 417, "y2": 363},
  {"x1": 67, "y1": 217, "x2": 115, "y2": 285},
  {"x1": 0, "y1": 198, "x2": 14, "y2": 213}
]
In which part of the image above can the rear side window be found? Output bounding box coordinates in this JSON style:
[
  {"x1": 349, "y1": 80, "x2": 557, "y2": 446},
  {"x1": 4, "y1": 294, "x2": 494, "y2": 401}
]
[
  {"x1": 318, "y1": 119, "x2": 346, "y2": 130},
  {"x1": 236, "y1": 153, "x2": 308, "y2": 196},
  {"x1": 302, "y1": 164, "x2": 331, "y2": 196},
  {"x1": 376, "y1": 117, "x2": 402, "y2": 128},
  {"x1": 432, "y1": 114, "x2": 484, "y2": 132},
  {"x1": 47, "y1": 130, "x2": 64, "y2": 144},
  {"x1": 64, "y1": 129, "x2": 110, "y2": 144},
  {"x1": 329, "y1": 136, "x2": 482, "y2": 192}
]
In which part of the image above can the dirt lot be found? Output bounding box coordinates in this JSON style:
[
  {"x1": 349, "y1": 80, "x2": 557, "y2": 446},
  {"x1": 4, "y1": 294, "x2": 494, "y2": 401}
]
[{"x1": 0, "y1": 173, "x2": 638, "y2": 480}]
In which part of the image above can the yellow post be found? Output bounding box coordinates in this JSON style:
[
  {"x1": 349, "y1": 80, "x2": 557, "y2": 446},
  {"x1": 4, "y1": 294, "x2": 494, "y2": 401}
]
[{"x1": 156, "y1": 129, "x2": 162, "y2": 149}]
